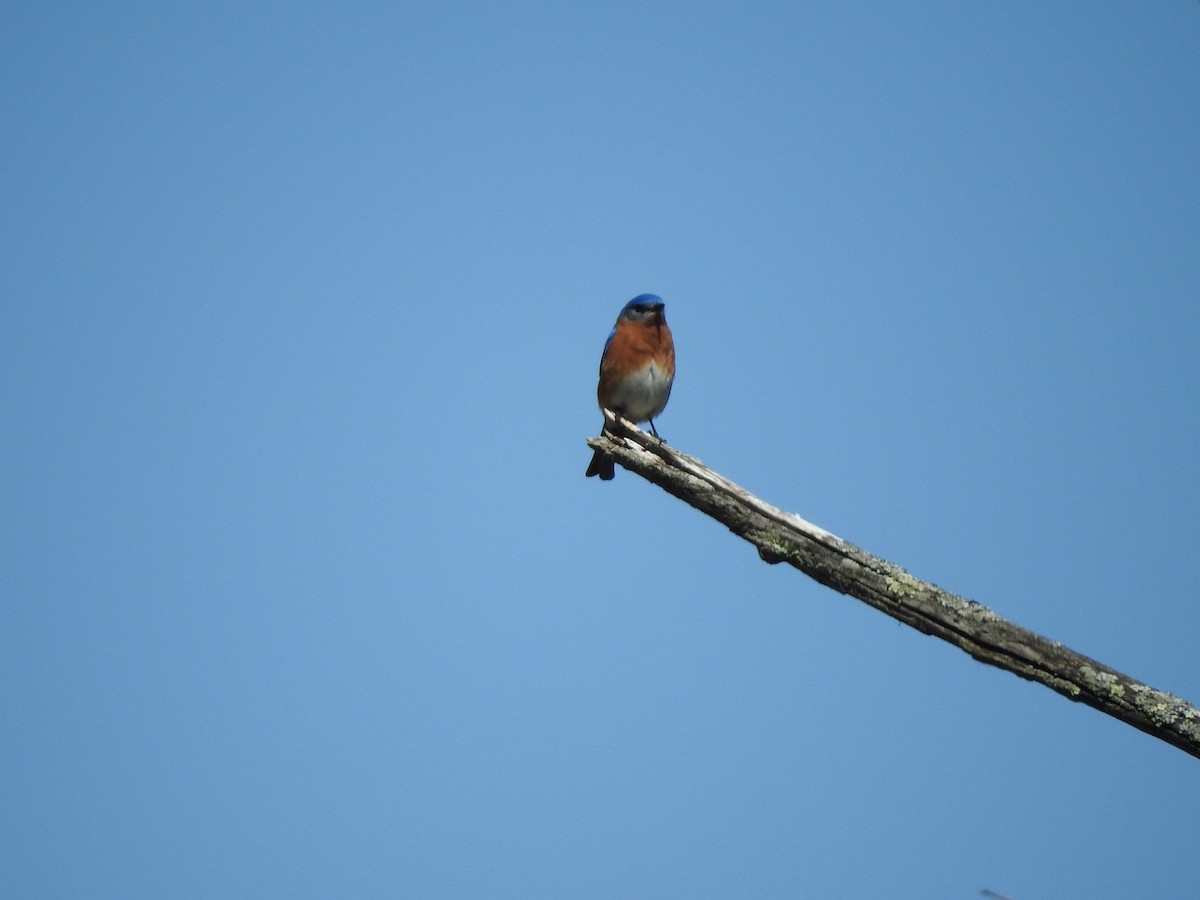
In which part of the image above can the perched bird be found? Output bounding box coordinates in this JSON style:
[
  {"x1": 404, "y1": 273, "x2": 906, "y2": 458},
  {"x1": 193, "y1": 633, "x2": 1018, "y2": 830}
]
[{"x1": 585, "y1": 294, "x2": 675, "y2": 481}]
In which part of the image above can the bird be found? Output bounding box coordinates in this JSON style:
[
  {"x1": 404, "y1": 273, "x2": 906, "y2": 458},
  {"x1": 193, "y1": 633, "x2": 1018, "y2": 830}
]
[{"x1": 585, "y1": 294, "x2": 675, "y2": 481}]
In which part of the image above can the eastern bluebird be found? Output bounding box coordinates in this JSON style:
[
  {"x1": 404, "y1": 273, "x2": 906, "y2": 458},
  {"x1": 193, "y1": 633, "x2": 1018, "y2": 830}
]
[{"x1": 585, "y1": 294, "x2": 675, "y2": 481}]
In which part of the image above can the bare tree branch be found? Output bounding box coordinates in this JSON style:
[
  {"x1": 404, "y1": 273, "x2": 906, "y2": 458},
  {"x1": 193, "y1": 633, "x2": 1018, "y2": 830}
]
[{"x1": 587, "y1": 416, "x2": 1200, "y2": 760}]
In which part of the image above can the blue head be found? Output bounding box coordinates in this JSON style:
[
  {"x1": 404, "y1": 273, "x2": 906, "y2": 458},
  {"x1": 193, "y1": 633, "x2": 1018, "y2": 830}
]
[{"x1": 619, "y1": 293, "x2": 665, "y2": 322}]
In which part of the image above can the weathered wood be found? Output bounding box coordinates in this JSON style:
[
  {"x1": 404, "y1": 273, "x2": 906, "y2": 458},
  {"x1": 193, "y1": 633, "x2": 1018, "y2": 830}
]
[{"x1": 587, "y1": 415, "x2": 1200, "y2": 760}]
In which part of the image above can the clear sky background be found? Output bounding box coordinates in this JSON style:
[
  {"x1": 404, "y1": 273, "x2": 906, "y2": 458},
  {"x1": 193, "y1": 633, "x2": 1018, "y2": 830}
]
[{"x1": 4, "y1": 3, "x2": 1199, "y2": 898}]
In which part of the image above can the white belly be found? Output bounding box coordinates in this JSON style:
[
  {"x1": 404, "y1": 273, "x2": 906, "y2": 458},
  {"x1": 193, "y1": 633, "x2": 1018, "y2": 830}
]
[{"x1": 610, "y1": 361, "x2": 673, "y2": 423}]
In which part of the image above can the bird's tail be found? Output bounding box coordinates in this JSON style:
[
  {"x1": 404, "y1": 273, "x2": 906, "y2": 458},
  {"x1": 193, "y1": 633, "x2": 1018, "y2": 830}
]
[{"x1": 585, "y1": 448, "x2": 615, "y2": 481}]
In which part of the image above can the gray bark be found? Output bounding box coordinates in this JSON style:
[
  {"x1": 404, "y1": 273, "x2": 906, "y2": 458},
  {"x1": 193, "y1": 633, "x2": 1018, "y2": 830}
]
[{"x1": 587, "y1": 416, "x2": 1200, "y2": 760}]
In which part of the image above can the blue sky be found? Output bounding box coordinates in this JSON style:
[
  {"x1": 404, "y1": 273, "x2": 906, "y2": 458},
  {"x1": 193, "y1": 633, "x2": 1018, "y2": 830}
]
[{"x1": 4, "y1": 2, "x2": 1199, "y2": 897}]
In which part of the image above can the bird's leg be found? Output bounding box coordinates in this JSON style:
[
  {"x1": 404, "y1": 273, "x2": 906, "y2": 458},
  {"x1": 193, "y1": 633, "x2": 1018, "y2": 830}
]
[
  {"x1": 648, "y1": 419, "x2": 660, "y2": 439},
  {"x1": 605, "y1": 407, "x2": 628, "y2": 436}
]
